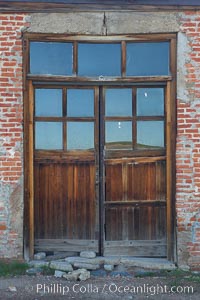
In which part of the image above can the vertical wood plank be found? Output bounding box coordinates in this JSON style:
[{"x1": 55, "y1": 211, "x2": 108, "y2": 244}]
[
  {"x1": 28, "y1": 80, "x2": 34, "y2": 258},
  {"x1": 63, "y1": 88, "x2": 67, "y2": 150},
  {"x1": 166, "y1": 81, "x2": 172, "y2": 260},
  {"x1": 73, "y1": 41, "x2": 78, "y2": 75},
  {"x1": 169, "y1": 36, "x2": 177, "y2": 262},
  {"x1": 132, "y1": 88, "x2": 137, "y2": 148},
  {"x1": 121, "y1": 40, "x2": 126, "y2": 77}
]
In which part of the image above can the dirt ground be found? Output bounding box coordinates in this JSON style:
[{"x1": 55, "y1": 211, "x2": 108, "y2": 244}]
[{"x1": 0, "y1": 272, "x2": 200, "y2": 300}]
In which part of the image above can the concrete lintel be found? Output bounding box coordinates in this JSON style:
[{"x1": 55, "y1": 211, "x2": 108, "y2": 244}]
[
  {"x1": 105, "y1": 12, "x2": 180, "y2": 34},
  {"x1": 27, "y1": 12, "x2": 105, "y2": 35}
]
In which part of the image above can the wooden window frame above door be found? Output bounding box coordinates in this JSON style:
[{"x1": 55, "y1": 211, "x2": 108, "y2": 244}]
[{"x1": 23, "y1": 33, "x2": 177, "y2": 261}]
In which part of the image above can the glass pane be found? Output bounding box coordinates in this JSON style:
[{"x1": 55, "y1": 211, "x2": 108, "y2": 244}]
[
  {"x1": 67, "y1": 89, "x2": 94, "y2": 117},
  {"x1": 137, "y1": 121, "x2": 164, "y2": 148},
  {"x1": 35, "y1": 122, "x2": 63, "y2": 150},
  {"x1": 67, "y1": 122, "x2": 94, "y2": 150},
  {"x1": 105, "y1": 89, "x2": 132, "y2": 116},
  {"x1": 78, "y1": 43, "x2": 121, "y2": 76},
  {"x1": 126, "y1": 42, "x2": 169, "y2": 76},
  {"x1": 30, "y1": 42, "x2": 73, "y2": 75},
  {"x1": 105, "y1": 121, "x2": 132, "y2": 149},
  {"x1": 35, "y1": 89, "x2": 62, "y2": 117},
  {"x1": 137, "y1": 88, "x2": 164, "y2": 116}
]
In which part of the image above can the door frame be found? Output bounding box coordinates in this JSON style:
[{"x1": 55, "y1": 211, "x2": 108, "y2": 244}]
[{"x1": 23, "y1": 33, "x2": 177, "y2": 261}]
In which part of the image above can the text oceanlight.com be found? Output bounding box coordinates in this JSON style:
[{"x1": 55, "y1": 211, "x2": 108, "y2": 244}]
[{"x1": 35, "y1": 283, "x2": 194, "y2": 296}]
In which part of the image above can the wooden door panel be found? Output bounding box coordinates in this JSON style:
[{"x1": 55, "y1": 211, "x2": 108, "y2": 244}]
[
  {"x1": 104, "y1": 158, "x2": 166, "y2": 256},
  {"x1": 127, "y1": 160, "x2": 166, "y2": 201},
  {"x1": 105, "y1": 206, "x2": 166, "y2": 241},
  {"x1": 34, "y1": 159, "x2": 98, "y2": 251}
]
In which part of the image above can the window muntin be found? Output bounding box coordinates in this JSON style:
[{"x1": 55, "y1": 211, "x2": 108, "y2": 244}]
[{"x1": 30, "y1": 42, "x2": 73, "y2": 75}]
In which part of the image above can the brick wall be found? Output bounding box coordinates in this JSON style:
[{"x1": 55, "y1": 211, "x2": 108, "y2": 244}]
[
  {"x1": 0, "y1": 10, "x2": 200, "y2": 269},
  {"x1": 176, "y1": 11, "x2": 200, "y2": 270},
  {"x1": 0, "y1": 14, "x2": 29, "y2": 258}
]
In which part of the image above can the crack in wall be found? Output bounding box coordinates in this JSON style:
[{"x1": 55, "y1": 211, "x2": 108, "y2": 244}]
[{"x1": 102, "y1": 12, "x2": 107, "y2": 36}]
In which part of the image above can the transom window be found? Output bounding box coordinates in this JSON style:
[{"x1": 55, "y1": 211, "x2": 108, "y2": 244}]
[{"x1": 30, "y1": 40, "x2": 170, "y2": 77}]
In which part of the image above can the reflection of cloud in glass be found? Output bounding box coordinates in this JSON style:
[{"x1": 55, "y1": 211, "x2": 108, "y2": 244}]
[
  {"x1": 137, "y1": 121, "x2": 164, "y2": 148},
  {"x1": 30, "y1": 42, "x2": 73, "y2": 75},
  {"x1": 67, "y1": 89, "x2": 94, "y2": 117},
  {"x1": 78, "y1": 43, "x2": 121, "y2": 76},
  {"x1": 35, "y1": 122, "x2": 63, "y2": 150},
  {"x1": 35, "y1": 89, "x2": 62, "y2": 117},
  {"x1": 127, "y1": 42, "x2": 169, "y2": 76},
  {"x1": 67, "y1": 122, "x2": 94, "y2": 150},
  {"x1": 105, "y1": 88, "x2": 132, "y2": 116},
  {"x1": 137, "y1": 88, "x2": 164, "y2": 116}
]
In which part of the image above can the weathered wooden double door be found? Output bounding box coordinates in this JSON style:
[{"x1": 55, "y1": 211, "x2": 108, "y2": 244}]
[{"x1": 34, "y1": 85, "x2": 168, "y2": 257}]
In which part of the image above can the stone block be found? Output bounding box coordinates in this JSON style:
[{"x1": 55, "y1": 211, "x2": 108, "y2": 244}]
[
  {"x1": 104, "y1": 264, "x2": 114, "y2": 272},
  {"x1": 63, "y1": 268, "x2": 90, "y2": 281},
  {"x1": 28, "y1": 13, "x2": 104, "y2": 35},
  {"x1": 65, "y1": 256, "x2": 104, "y2": 265},
  {"x1": 26, "y1": 268, "x2": 43, "y2": 275},
  {"x1": 54, "y1": 270, "x2": 66, "y2": 278},
  {"x1": 50, "y1": 261, "x2": 73, "y2": 272},
  {"x1": 104, "y1": 256, "x2": 120, "y2": 265},
  {"x1": 106, "y1": 12, "x2": 179, "y2": 34},
  {"x1": 63, "y1": 272, "x2": 79, "y2": 281},
  {"x1": 28, "y1": 260, "x2": 49, "y2": 268},
  {"x1": 74, "y1": 262, "x2": 100, "y2": 270},
  {"x1": 80, "y1": 251, "x2": 96, "y2": 259},
  {"x1": 34, "y1": 252, "x2": 46, "y2": 260},
  {"x1": 79, "y1": 269, "x2": 90, "y2": 281}
]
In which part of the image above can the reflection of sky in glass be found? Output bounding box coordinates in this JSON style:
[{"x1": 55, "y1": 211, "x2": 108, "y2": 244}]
[
  {"x1": 105, "y1": 121, "x2": 132, "y2": 149},
  {"x1": 35, "y1": 122, "x2": 63, "y2": 149},
  {"x1": 67, "y1": 122, "x2": 94, "y2": 150},
  {"x1": 30, "y1": 42, "x2": 73, "y2": 75},
  {"x1": 126, "y1": 42, "x2": 169, "y2": 76},
  {"x1": 105, "y1": 89, "x2": 132, "y2": 116},
  {"x1": 137, "y1": 88, "x2": 164, "y2": 116},
  {"x1": 137, "y1": 121, "x2": 164, "y2": 147},
  {"x1": 67, "y1": 89, "x2": 94, "y2": 117},
  {"x1": 35, "y1": 89, "x2": 62, "y2": 117},
  {"x1": 78, "y1": 43, "x2": 121, "y2": 76}
]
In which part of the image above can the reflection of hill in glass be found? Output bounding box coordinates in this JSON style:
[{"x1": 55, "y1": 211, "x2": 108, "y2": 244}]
[
  {"x1": 105, "y1": 141, "x2": 163, "y2": 150},
  {"x1": 105, "y1": 141, "x2": 132, "y2": 149}
]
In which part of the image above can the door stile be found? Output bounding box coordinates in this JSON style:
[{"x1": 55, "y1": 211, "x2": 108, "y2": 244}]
[
  {"x1": 28, "y1": 80, "x2": 34, "y2": 258},
  {"x1": 94, "y1": 86, "x2": 100, "y2": 250},
  {"x1": 98, "y1": 86, "x2": 105, "y2": 255},
  {"x1": 166, "y1": 81, "x2": 173, "y2": 261}
]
